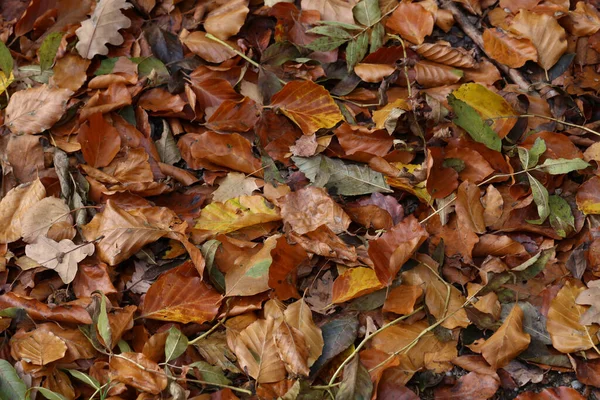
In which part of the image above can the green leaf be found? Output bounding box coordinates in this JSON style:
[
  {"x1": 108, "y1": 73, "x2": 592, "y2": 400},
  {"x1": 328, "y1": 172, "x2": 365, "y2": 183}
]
[
  {"x1": 66, "y1": 370, "x2": 101, "y2": 390},
  {"x1": 518, "y1": 138, "x2": 546, "y2": 169},
  {"x1": 94, "y1": 57, "x2": 118, "y2": 75},
  {"x1": 36, "y1": 387, "x2": 68, "y2": 400},
  {"x1": 0, "y1": 40, "x2": 13, "y2": 76},
  {"x1": 448, "y1": 94, "x2": 502, "y2": 152},
  {"x1": 133, "y1": 57, "x2": 170, "y2": 83},
  {"x1": 306, "y1": 36, "x2": 349, "y2": 52},
  {"x1": 261, "y1": 155, "x2": 285, "y2": 185},
  {"x1": 335, "y1": 356, "x2": 373, "y2": 400},
  {"x1": 117, "y1": 340, "x2": 132, "y2": 353},
  {"x1": 97, "y1": 294, "x2": 112, "y2": 350},
  {"x1": 261, "y1": 42, "x2": 301, "y2": 67},
  {"x1": 307, "y1": 26, "x2": 353, "y2": 39},
  {"x1": 346, "y1": 32, "x2": 369, "y2": 71},
  {"x1": 353, "y1": 0, "x2": 381, "y2": 26},
  {"x1": 537, "y1": 158, "x2": 590, "y2": 175},
  {"x1": 315, "y1": 20, "x2": 363, "y2": 30},
  {"x1": 0, "y1": 307, "x2": 23, "y2": 318},
  {"x1": 516, "y1": 248, "x2": 554, "y2": 281},
  {"x1": 165, "y1": 326, "x2": 189, "y2": 362},
  {"x1": 293, "y1": 154, "x2": 391, "y2": 196},
  {"x1": 188, "y1": 361, "x2": 232, "y2": 385},
  {"x1": 155, "y1": 120, "x2": 181, "y2": 165},
  {"x1": 0, "y1": 359, "x2": 27, "y2": 400},
  {"x1": 526, "y1": 173, "x2": 550, "y2": 224},
  {"x1": 201, "y1": 240, "x2": 225, "y2": 293},
  {"x1": 39, "y1": 33, "x2": 64, "y2": 71},
  {"x1": 369, "y1": 22, "x2": 384, "y2": 53},
  {"x1": 549, "y1": 195, "x2": 574, "y2": 238},
  {"x1": 442, "y1": 158, "x2": 465, "y2": 172}
]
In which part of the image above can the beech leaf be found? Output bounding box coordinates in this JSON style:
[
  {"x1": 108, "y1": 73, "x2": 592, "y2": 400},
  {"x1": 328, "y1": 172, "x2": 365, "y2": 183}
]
[
  {"x1": 480, "y1": 305, "x2": 531, "y2": 369},
  {"x1": 335, "y1": 356, "x2": 373, "y2": 400}
]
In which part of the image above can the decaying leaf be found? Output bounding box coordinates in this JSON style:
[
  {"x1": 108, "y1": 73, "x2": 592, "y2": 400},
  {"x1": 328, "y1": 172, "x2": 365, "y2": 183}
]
[{"x1": 25, "y1": 237, "x2": 95, "y2": 284}]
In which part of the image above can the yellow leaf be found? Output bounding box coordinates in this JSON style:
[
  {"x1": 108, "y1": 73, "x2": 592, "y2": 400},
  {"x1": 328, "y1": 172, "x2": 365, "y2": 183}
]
[
  {"x1": 331, "y1": 267, "x2": 384, "y2": 304},
  {"x1": 452, "y1": 83, "x2": 516, "y2": 139},
  {"x1": 372, "y1": 99, "x2": 410, "y2": 132},
  {"x1": 577, "y1": 176, "x2": 600, "y2": 215},
  {"x1": 195, "y1": 195, "x2": 281, "y2": 234},
  {"x1": 0, "y1": 71, "x2": 14, "y2": 95}
]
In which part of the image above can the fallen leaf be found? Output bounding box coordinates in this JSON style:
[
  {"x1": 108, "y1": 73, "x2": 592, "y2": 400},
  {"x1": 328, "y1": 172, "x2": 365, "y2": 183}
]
[
  {"x1": 273, "y1": 317, "x2": 310, "y2": 376},
  {"x1": 284, "y1": 299, "x2": 323, "y2": 366},
  {"x1": 211, "y1": 173, "x2": 260, "y2": 203},
  {"x1": 109, "y1": 352, "x2": 168, "y2": 394},
  {"x1": 182, "y1": 31, "x2": 237, "y2": 63},
  {"x1": 204, "y1": 0, "x2": 249, "y2": 40},
  {"x1": 270, "y1": 80, "x2": 344, "y2": 135},
  {"x1": 455, "y1": 181, "x2": 486, "y2": 234},
  {"x1": 0, "y1": 179, "x2": 46, "y2": 243},
  {"x1": 5, "y1": 85, "x2": 72, "y2": 135},
  {"x1": 435, "y1": 372, "x2": 500, "y2": 400},
  {"x1": 514, "y1": 387, "x2": 587, "y2": 400},
  {"x1": 25, "y1": 237, "x2": 95, "y2": 284},
  {"x1": 0, "y1": 292, "x2": 92, "y2": 325},
  {"x1": 78, "y1": 113, "x2": 122, "y2": 168},
  {"x1": 482, "y1": 28, "x2": 538, "y2": 68},
  {"x1": 195, "y1": 196, "x2": 281, "y2": 234},
  {"x1": 575, "y1": 279, "x2": 600, "y2": 325},
  {"x1": 10, "y1": 329, "x2": 67, "y2": 365},
  {"x1": 382, "y1": 285, "x2": 423, "y2": 315},
  {"x1": 331, "y1": 267, "x2": 384, "y2": 303},
  {"x1": 480, "y1": 305, "x2": 530, "y2": 369},
  {"x1": 386, "y1": 2, "x2": 434, "y2": 45},
  {"x1": 75, "y1": 0, "x2": 133, "y2": 59},
  {"x1": 301, "y1": 0, "x2": 357, "y2": 24},
  {"x1": 577, "y1": 176, "x2": 600, "y2": 214},
  {"x1": 336, "y1": 356, "x2": 373, "y2": 400},
  {"x1": 20, "y1": 197, "x2": 72, "y2": 244},
  {"x1": 415, "y1": 42, "x2": 477, "y2": 68}
]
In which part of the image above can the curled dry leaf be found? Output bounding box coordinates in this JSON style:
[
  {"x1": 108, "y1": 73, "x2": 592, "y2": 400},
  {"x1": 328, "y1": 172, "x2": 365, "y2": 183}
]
[
  {"x1": 10, "y1": 329, "x2": 67, "y2": 365},
  {"x1": 270, "y1": 80, "x2": 344, "y2": 135},
  {"x1": 482, "y1": 28, "x2": 538, "y2": 69},
  {"x1": 75, "y1": 0, "x2": 133, "y2": 59},
  {"x1": 354, "y1": 63, "x2": 396, "y2": 83},
  {"x1": 109, "y1": 352, "x2": 168, "y2": 394},
  {"x1": 414, "y1": 60, "x2": 463, "y2": 87},
  {"x1": 415, "y1": 42, "x2": 477, "y2": 68},
  {"x1": 5, "y1": 85, "x2": 72, "y2": 135},
  {"x1": 25, "y1": 237, "x2": 95, "y2": 284}
]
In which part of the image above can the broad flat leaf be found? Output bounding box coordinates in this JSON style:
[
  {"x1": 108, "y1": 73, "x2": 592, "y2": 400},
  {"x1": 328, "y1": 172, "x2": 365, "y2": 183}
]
[
  {"x1": 188, "y1": 361, "x2": 231, "y2": 385},
  {"x1": 78, "y1": 113, "x2": 122, "y2": 168},
  {"x1": 273, "y1": 318, "x2": 310, "y2": 376},
  {"x1": 385, "y1": 2, "x2": 433, "y2": 45},
  {"x1": 280, "y1": 186, "x2": 351, "y2": 235},
  {"x1": 336, "y1": 356, "x2": 373, "y2": 400},
  {"x1": 331, "y1": 267, "x2": 384, "y2": 303},
  {"x1": 10, "y1": 329, "x2": 67, "y2": 365},
  {"x1": 212, "y1": 172, "x2": 259, "y2": 203},
  {"x1": 67, "y1": 370, "x2": 100, "y2": 390},
  {"x1": 414, "y1": 60, "x2": 463, "y2": 87},
  {"x1": 311, "y1": 315, "x2": 358, "y2": 374},
  {"x1": 403, "y1": 256, "x2": 470, "y2": 329},
  {"x1": 195, "y1": 195, "x2": 281, "y2": 234},
  {"x1": 0, "y1": 179, "x2": 46, "y2": 244},
  {"x1": 482, "y1": 28, "x2": 538, "y2": 68},
  {"x1": 108, "y1": 352, "x2": 168, "y2": 394},
  {"x1": 75, "y1": 0, "x2": 133, "y2": 59},
  {"x1": 36, "y1": 387, "x2": 68, "y2": 400},
  {"x1": 204, "y1": 0, "x2": 249, "y2": 40},
  {"x1": 182, "y1": 31, "x2": 237, "y2": 63},
  {"x1": 301, "y1": 0, "x2": 357, "y2": 24},
  {"x1": 0, "y1": 40, "x2": 13, "y2": 76},
  {"x1": 548, "y1": 195, "x2": 574, "y2": 238},
  {"x1": 346, "y1": 32, "x2": 369, "y2": 70},
  {"x1": 165, "y1": 327, "x2": 188, "y2": 362},
  {"x1": 451, "y1": 83, "x2": 516, "y2": 140},
  {"x1": 140, "y1": 261, "x2": 222, "y2": 324},
  {"x1": 224, "y1": 235, "x2": 279, "y2": 297},
  {"x1": 509, "y1": 10, "x2": 567, "y2": 71},
  {"x1": 188, "y1": 131, "x2": 262, "y2": 175},
  {"x1": 285, "y1": 299, "x2": 324, "y2": 366},
  {"x1": 368, "y1": 215, "x2": 428, "y2": 286},
  {"x1": 25, "y1": 237, "x2": 94, "y2": 284},
  {"x1": 21, "y1": 197, "x2": 72, "y2": 244},
  {"x1": 577, "y1": 176, "x2": 600, "y2": 214},
  {"x1": 455, "y1": 181, "x2": 486, "y2": 234},
  {"x1": 526, "y1": 173, "x2": 550, "y2": 224},
  {"x1": 233, "y1": 317, "x2": 287, "y2": 383},
  {"x1": 353, "y1": 0, "x2": 380, "y2": 26},
  {"x1": 547, "y1": 280, "x2": 599, "y2": 353},
  {"x1": 537, "y1": 158, "x2": 589, "y2": 175},
  {"x1": 293, "y1": 154, "x2": 391, "y2": 196},
  {"x1": 39, "y1": 32, "x2": 64, "y2": 71},
  {"x1": 382, "y1": 285, "x2": 423, "y2": 315},
  {"x1": 575, "y1": 280, "x2": 600, "y2": 326},
  {"x1": 0, "y1": 360, "x2": 27, "y2": 400},
  {"x1": 565, "y1": 2, "x2": 600, "y2": 36},
  {"x1": 5, "y1": 84, "x2": 72, "y2": 135},
  {"x1": 96, "y1": 293, "x2": 112, "y2": 349},
  {"x1": 271, "y1": 81, "x2": 344, "y2": 135},
  {"x1": 307, "y1": 26, "x2": 353, "y2": 39},
  {"x1": 354, "y1": 63, "x2": 396, "y2": 83},
  {"x1": 480, "y1": 305, "x2": 530, "y2": 369},
  {"x1": 448, "y1": 95, "x2": 501, "y2": 152},
  {"x1": 518, "y1": 137, "x2": 546, "y2": 169}
]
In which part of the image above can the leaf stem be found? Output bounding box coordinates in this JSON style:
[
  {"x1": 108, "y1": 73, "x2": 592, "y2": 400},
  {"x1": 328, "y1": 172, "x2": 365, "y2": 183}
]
[
  {"x1": 486, "y1": 114, "x2": 600, "y2": 138},
  {"x1": 188, "y1": 318, "x2": 224, "y2": 345}
]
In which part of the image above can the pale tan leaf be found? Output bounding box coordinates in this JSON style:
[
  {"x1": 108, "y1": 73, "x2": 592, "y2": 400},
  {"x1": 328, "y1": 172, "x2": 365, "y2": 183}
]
[
  {"x1": 284, "y1": 299, "x2": 324, "y2": 366},
  {"x1": 21, "y1": 197, "x2": 72, "y2": 243},
  {"x1": 109, "y1": 352, "x2": 168, "y2": 394},
  {"x1": 75, "y1": 0, "x2": 133, "y2": 59},
  {"x1": 11, "y1": 329, "x2": 67, "y2": 365},
  {"x1": 415, "y1": 42, "x2": 477, "y2": 68},
  {"x1": 182, "y1": 31, "x2": 237, "y2": 63},
  {"x1": 301, "y1": 0, "x2": 357, "y2": 24},
  {"x1": 480, "y1": 305, "x2": 530, "y2": 369},
  {"x1": 5, "y1": 85, "x2": 72, "y2": 135},
  {"x1": 354, "y1": 63, "x2": 396, "y2": 83},
  {"x1": 25, "y1": 237, "x2": 95, "y2": 284},
  {"x1": 212, "y1": 172, "x2": 259, "y2": 203},
  {"x1": 273, "y1": 321, "x2": 310, "y2": 376},
  {"x1": 0, "y1": 179, "x2": 46, "y2": 243},
  {"x1": 455, "y1": 181, "x2": 486, "y2": 234},
  {"x1": 204, "y1": 0, "x2": 249, "y2": 40}
]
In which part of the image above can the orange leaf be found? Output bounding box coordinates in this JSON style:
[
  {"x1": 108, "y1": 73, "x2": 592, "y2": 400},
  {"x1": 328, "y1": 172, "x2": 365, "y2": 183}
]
[
  {"x1": 482, "y1": 28, "x2": 538, "y2": 69},
  {"x1": 140, "y1": 261, "x2": 222, "y2": 324},
  {"x1": 416, "y1": 42, "x2": 477, "y2": 68},
  {"x1": 268, "y1": 236, "x2": 309, "y2": 300},
  {"x1": 109, "y1": 352, "x2": 168, "y2": 394},
  {"x1": 331, "y1": 267, "x2": 384, "y2": 303},
  {"x1": 182, "y1": 31, "x2": 237, "y2": 63},
  {"x1": 354, "y1": 63, "x2": 396, "y2": 83},
  {"x1": 270, "y1": 80, "x2": 343, "y2": 135},
  {"x1": 455, "y1": 181, "x2": 486, "y2": 234},
  {"x1": 479, "y1": 305, "x2": 530, "y2": 369},
  {"x1": 10, "y1": 328, "x2": 67, "y2": 365},
  {"x1": 386, "y1": 2, "x2": 434, "y2": 45},
  {"x1": 78, "y1": 113, "x2": 122, "y2": 168},
  {"x1": 382, "y1": 285, "x2": 423, "y2": 315}
]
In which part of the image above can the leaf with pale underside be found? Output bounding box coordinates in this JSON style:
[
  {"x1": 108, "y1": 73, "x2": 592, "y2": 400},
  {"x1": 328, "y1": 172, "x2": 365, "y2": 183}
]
[
  {"x1": 75, "y1": 0, "x2": 133, "y2": 59},
  {"x1": 212, "y1": 172, "x2": 259, "y2": 203},
  {"x1": 5, "y1": 84, "x2": 72, "y2": 135},
  {"x1": 25, "y1": 237, "x2": 95, "y2": 284},
  {"x1": 0, "y1": 360, "x2": 27, "y2": 400},
  {"x1": 526, "y1": 173, "x2": 550, "y2": 225},
  {"x1": 21, "y1": 197, "x2": 72, "y2": 244}
]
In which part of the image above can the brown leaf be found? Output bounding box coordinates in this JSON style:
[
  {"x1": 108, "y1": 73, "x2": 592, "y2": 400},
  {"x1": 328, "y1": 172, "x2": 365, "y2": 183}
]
[
  {"x1": 482, "y1": 28, "x2": 538, "y2": 69},
  {"x1": 284, "y1": 299, "x2": 323, "y2": 366},
  {"x1": 75, "y1": 0, "x2": 133, "y2": 59},
  {"x1": 109, "y1": 352, "x2": 168, "y2": 394},
  {"x1": 0, "y1": 292, "x2": 92, "y2": 324},
  {"x1": 547, "y1": 280, "x2": 599, "y2": 353},
  {"x1": 415, "y1": 60, "x2": 463, "y2": 87},
  {"x1": 4, "y1": 134, "x2": 45, "y2": 183},
  {"x1": 50, "y1": 54, "x2": 91, "y2": 92},
  {"x1": 206, "y1": 97, "x2": 260, "y2": 133},
  {"x1": 10, "y1": 328, "x2": 67, "y2": 365},
  {"x1": 232, "y1": 317, "x2": 287, "y2": 383},
  {"x1": 204, "y1": 0, "x2": 249, "y2": 40},
  {"x1": 563, "y1": 2, "x2": 600, "y2": 37},
  {"x1": 301, "y1": 0, "x2": 356, "y2": 24},
  {"x1": 575, "y1": 279, "x2": 600, "y2": 325},
  {"x1": 273, "y1": 319, "x2": 310, "y2": 376},
  {"x1": 455, "y1": 181, "x2": 486, "y2": 234},
  {"x1": 354, "y1": 63, "x2": 396, "y2": 83},
  {"x1": 140, "y1": 261, "x2": 222, "y2": 324},
  {"x1": 382, "y1": 284, "x2": 423, "y2": 315},
  {"x1": 416, "y1": 42, "x2": 477, "y2": 68},
  {"x1": 386, "y1": 2, "x2": 434, "y2": 45},
  {"x1": 514, "y1": 387, "x2": 587, "y2": 400},
  {"x1": 188, "y1": 131, "x2": 263, "y2": 175},
  {"x1": 182, "y1": 31, "x2": 237, "y2": 63},
  {"x1": 368, "y1": 215, "x2": 428, "y2": 286},
  {"x1": 280, "y1": 186, "x2": 351, "y2": 235},
  {"x1": 5, "y1": 85, "x2": 72, "y2": 135},
  {"x1": 25, "y1": 237, "x2": 95, "y2": 284},
  {"x1": 270, "y1": 80, "x2": 344, "y2": 135},
  {"x1": 37, "y1": 323, "x2": 97, "y2": 363},
  {"x1": 268, "y1": 236, "x2": 308, "y2": 300},
  {"x1": 20, "y1": 197, "x2": 72, "y2": 244},
  {"x1": 508, "y1": 10, "x2": 567, "y2": 70},
  {"x1": 78, "y1": 113, "x2": 122, "y2": 168},
  {"x1": 0, "y1": 179, "x2": 46, "y2": 243},
  {"x1": 480, "y1": 305, "x2": 530, "y2": 369},
  {"x1": 435, "y1": 372, "x2": 500, "y2": 400}
]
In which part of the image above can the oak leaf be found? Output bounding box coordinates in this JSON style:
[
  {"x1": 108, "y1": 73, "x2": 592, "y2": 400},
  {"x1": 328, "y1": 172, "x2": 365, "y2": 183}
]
[
  {"x1": 25, "y1": 237, "x2": 95, "y2": 284},
  {"x1": 479, "y1": 305, "x2": 530, "y2": 369},
  {"x1": 75, "y1": 0, "x2": 133, "y2": 59},
  {"x1": 5, "y1": 85, "x2": 72, "y2": 135}
]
